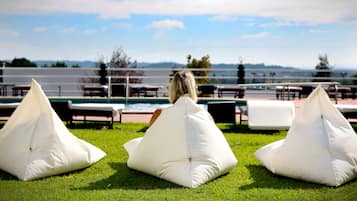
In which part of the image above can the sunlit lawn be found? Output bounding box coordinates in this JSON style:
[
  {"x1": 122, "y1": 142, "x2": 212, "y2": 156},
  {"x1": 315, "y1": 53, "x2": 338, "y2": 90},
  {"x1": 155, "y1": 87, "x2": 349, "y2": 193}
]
[{"x1": 0, "y1": 122, "x2": 357, "y2": 201}]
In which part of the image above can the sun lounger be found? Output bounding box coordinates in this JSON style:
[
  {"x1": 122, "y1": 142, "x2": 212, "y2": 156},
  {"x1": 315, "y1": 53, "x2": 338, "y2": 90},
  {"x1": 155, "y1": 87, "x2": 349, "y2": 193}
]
[
  {"x1": 0, "y1": 102, "x2": 125, "y2": 128},
  {"x1": 275, "y1": 86, "x2": 302, "y2": 100},
  {"x1": 335, "y1": 104, "x2": 357, "y2": 120},
  {"x1": 247, "y1": 100, "x2": 295, "y2": 130},
  {"x1": 198, "y1": 84, "x2": 216, "y2": 97},
  {"x1": 0, "y1": 103, "x2": 19, "y2": 109},
  {"x1": 0, "y1": 103, "x2": 19, "y2": 117},
  {"x1": 217, "y1": 85, "x2": 245, "y2": 98},
  {"x1": 70, "y1": 103, "x2": 125, "y2": 128},
  {"x1": 129, "y1": 85, "x2": 162, "y2": 97}
]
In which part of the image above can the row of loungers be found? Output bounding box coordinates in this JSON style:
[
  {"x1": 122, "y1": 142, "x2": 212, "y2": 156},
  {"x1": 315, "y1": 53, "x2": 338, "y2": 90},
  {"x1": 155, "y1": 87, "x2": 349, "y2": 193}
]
[
  {"x1": 276, "y1": 85, "x2": 356, "y2": 100},
  {"x1": 0, "y1": 101, "x2": 124, "y2": 129},
  {"x1": 197, "y1": 100, "x2": 356, "y2": 130},
  {"x1": 0, "y1": 100, "x2": 355, "y2": 130},
  {"x1": 240, "y1": 101, "x2": 357, "y2": 130},
  {"x1": 335, "y1": 104, "x2": 357, "y2": 120}
]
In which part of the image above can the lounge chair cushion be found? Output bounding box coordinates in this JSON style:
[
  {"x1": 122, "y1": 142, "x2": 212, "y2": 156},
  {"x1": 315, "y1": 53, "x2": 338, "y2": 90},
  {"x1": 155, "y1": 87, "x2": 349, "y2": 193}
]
[
  {"x1": 124, "y1": 96, "x2": 237, "y2": 188},
  {"x1": 70, "y1": 103, "x2": 125, "y2": 116},
  {"x1": 335, "y1": 104, "x2": 357, "y2": 113},
  {"x1": 247, "y1": 100, "x2": 295, "y2": 130},
  {"x1": 255, "y1": 86, "x2": 357, "y2": 186},
  {"x1": 0, "y1": 80, "x2": 106, "y2": 181}
]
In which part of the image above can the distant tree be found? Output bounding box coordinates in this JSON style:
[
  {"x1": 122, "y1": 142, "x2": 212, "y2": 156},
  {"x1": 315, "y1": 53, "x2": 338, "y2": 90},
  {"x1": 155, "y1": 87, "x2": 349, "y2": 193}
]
[
  {"x1": 71, "y1": 64, "x2": 80, "y2": 68},
  {"x1": 51, "y1": 61, "x2": 67, "y2": 68},
  {"x1": 10, "y1": 57, "x2": 37, "y2": 67},
  {"x1": 109, "y1": 48, "x2": 143, "y2": 84},
  {"x1": 186, "y1": 54, "x2": 211, "y2": 84},
  {"x1": 314, "y1": 54, "x2": 331, "y2": 82},
  {"x1": 0, "y1": 60, "x2": 11, "y2": 67},
  {"x1": 81, "y1": 58, "x2": 104, "y2": 85}
]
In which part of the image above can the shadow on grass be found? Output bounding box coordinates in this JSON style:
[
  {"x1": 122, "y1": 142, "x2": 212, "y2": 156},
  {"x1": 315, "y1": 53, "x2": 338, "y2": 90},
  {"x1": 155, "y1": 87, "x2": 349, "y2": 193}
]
[
  {"x1": 137, "y1": 126, "x2": 149, "y2": 133},
  {"x1": 221, "y1": 122, "x2": 357, "y2": 134},
  {"x1": 218, "y1": 123, "x2": 282, "y2": 135},
  {"x1": 69, "y1": 121, "x2": 149, "y2": 129},
  {"x1": 240, "y1": 165, "x2": 324, "y2": 190},
  {"x1": 0, "y1": 122, "x2": 5, "y2": 129},
  {"x1": 351, "y1": 123, "x2": 357, "y2": 132},
  {"x1": 68, "y1": 122, "x2": 114, "y2": 130},
  {"x1": 0, "y1": 121, "x2": 114, "y2": 130},
  {"x1": 0, "y1": 170, "x2": 17, "y2": 180},
  {"x1": 75, "y1": 162, "x2": 182, "y2": 190},
  {"x1": 0, "y1": 166, "x2": 94, "y2": 181}
]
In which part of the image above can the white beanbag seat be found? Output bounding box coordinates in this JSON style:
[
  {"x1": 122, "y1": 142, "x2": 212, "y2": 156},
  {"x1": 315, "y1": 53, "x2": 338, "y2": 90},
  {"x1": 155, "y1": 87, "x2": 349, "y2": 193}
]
[
  {"x1": 247, "y1": 100, "x2": 295, "y2": 130},
  {"x1": 124, "y1": 96, "x2": 237, "y2": 188},
  {"x1": 255, "y1": 86, "x2": 357, "y2": 186},
  {"x1": 0, "y1": 80, "x2": 106, "y2": 181}
]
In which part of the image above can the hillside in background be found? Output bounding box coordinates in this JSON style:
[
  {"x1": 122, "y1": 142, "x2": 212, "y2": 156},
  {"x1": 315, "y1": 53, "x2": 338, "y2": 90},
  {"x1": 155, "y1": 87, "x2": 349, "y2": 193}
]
[
  {"x1": 1, "y1": 60, "x2": 354, "y2": 96},
  {"x1": 31, "y1": 60, "x2": 355, "y2": 84},
  {"x1": 33, "y1": 60, "x2": 300, "y2": 70},
  {"x1": 35, "y1": 60, "x2": 98, "y2": 68}
]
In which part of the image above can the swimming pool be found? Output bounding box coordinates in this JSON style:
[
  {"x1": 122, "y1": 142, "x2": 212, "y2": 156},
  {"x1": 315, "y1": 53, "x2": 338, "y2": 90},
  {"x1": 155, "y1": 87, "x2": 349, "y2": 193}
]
[
  {"x1": 124, "y1": 103, "x2": 173, "y2": 112},
  {"x1": 123, "y1": 103, "x2": 243, "y2": 112},
  {"x1": 0, "y1": 97, "x2": 246, "y2": 112}
]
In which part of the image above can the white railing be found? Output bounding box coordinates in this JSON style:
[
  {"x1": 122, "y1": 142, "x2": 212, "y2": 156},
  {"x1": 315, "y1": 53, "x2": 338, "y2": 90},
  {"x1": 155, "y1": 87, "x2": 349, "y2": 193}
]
[{"x1": 0, "y1": 67, "x2": 356, "y2": 98}]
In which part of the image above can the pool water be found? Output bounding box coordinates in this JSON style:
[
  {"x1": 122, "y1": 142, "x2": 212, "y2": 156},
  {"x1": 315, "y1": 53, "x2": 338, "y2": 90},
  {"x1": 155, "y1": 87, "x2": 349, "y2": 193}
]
[
  {"x1": 124, "y1": 103, "x2": 173, "y2": 112},
  {"x1": 124, "y1": 103, "x2": 241, "y2": 112}
]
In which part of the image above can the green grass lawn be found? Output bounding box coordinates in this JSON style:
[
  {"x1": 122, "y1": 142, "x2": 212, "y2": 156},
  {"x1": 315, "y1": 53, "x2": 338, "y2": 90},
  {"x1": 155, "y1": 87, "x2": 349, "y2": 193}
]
[{"x1": 1, "y1": 122, "x2": 357, "y2": 201}]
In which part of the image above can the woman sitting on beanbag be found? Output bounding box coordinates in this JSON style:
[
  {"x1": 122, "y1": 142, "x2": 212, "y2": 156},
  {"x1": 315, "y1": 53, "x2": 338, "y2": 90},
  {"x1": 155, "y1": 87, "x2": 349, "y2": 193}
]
[{"x1": 124, "y1": 71, "x2": 237, "y2": 188}]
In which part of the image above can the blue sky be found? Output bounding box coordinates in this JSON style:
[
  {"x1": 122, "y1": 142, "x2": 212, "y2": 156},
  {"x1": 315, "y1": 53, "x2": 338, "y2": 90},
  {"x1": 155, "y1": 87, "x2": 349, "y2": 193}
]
[{"x1": 1, "y1": 0, "x2": 357, "y2": 69}]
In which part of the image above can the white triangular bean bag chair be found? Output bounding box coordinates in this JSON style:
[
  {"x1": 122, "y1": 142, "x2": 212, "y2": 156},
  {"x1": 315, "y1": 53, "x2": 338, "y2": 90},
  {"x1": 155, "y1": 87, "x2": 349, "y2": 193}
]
[
  {"x1": 255, "y1": 86, "x2": 357, "y2": 186},
  {"x1": 124, "y1": 96, "x2": 237, "y2": 188},
  {"x1": 0, "y1": 80, "x2": 106, "y2": 181}
]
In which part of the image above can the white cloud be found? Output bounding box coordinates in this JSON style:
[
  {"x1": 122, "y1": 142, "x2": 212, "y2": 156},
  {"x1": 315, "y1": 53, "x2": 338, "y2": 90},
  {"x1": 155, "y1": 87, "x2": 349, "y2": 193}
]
[
  {"x1": 111, "y1": 22, "x2": 133, "y2": 29},
  {"x1": 259, "y1": 21, "x2": 298, "y2": 27},
  {"x1": 308, "y1": 29, "x2": 328, "y2": 33},
  {"x1": 0, "y1": 29, "x2": 20, "y2": 37},
  {"x1": 2, "y1": 0, "x2": 357, "y2": 24},
  {"x1": 209, "y1": 15, "x2": 238, "y2": 22},
  {"x1": 241, "y1": 32, "x2": 269, "y2": 39},
  {"x1": 33, "y1": 26, "x2": 77, "y2": 33},
  {"x1": 145, "y1": 19, "x2": 184, "y2": 30},
  {"x1": 62, "y1": 27, "x2": 76, "y2": 33},
  {"x1": 33, "y1": 26, "x2": 49, "y2": 32},
  {"x1": 144, "y1": 19, "x2": 184, "y2": 40},
  {"x1": 82, "y1": 29, "x2": 97, "y2": 35}
]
